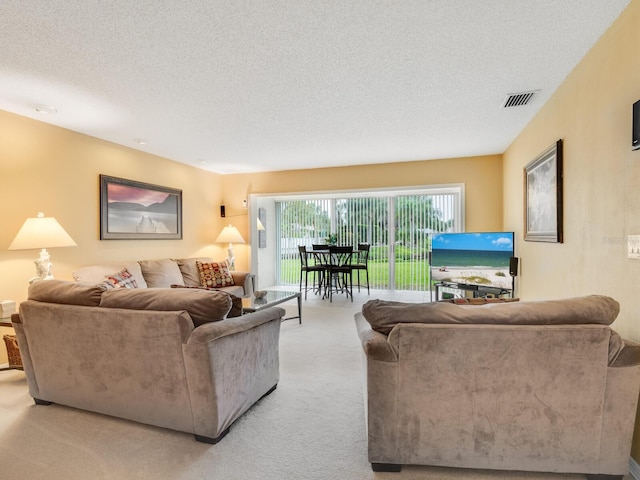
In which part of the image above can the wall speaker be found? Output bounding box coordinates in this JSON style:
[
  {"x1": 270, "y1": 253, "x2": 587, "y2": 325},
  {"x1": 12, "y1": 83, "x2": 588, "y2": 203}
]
[
  {"x1": 220, "y1": 205, "x2": 226, "y2": 217},
  {"x1": 633, "y1": 99, "x2": 640, "y2": 151},
  {"x1": 509, "y1": 256, "x2": 519, "y2": 277}
]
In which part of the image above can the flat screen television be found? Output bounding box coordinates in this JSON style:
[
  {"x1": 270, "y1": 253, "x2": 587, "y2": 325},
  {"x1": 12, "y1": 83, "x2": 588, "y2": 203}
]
[{"x1": 431, "y1": 231, "x2": 515, "y2": 291}]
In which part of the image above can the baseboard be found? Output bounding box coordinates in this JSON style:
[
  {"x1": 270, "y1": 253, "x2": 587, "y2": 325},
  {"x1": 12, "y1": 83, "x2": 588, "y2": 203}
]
[
  {"x1": 0, "y1": 363, "x2": 8, "y2": 369},
  {"x1": 630, "y1": 456, "x2": 640, "y2": 480}
]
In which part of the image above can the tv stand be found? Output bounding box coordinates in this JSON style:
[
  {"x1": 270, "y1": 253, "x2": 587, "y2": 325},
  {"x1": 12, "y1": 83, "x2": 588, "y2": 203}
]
[{"x1": 433, "y1": 281, "x2": 512, "y2": 301}]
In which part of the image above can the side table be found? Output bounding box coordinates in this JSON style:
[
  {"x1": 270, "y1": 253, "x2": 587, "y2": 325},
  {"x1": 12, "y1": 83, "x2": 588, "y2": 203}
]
[{"x1": 1, "y1": 319, "x2": 23, "y2": 371}]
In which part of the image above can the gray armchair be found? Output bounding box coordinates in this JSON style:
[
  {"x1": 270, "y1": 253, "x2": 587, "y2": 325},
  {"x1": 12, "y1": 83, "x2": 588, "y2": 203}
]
[{"x1": 355, "y1": 296, "x2": 640, "y2": 478}]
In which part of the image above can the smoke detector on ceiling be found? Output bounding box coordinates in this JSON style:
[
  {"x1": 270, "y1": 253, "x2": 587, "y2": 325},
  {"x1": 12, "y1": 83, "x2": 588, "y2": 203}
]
[
  {"x1": 32, "y1": 104, "x2": 57, "y2": 114},
  {"x1": 501, "y1": 90, "x2": 540, "y2": 108}
]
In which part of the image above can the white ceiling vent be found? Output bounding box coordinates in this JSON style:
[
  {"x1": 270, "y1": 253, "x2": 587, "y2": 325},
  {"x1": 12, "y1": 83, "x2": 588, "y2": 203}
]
[{"x1": 501, "y1": 90, "x2": 540, "y2": 108}]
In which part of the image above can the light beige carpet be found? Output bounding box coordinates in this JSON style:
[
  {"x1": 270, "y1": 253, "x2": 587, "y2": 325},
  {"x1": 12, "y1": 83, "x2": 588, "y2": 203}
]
[{"x1": 0, "y1": 295, "x2": 629, "y2": 479}]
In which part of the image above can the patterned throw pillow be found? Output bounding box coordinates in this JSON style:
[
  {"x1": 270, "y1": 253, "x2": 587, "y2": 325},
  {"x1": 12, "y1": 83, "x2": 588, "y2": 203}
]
[
  {"x1": 102, "y1": 268, "x2": 139, "y2": 289},
  {"x1": 196, "y1": 260, "x2": 235, "y2": 288}
]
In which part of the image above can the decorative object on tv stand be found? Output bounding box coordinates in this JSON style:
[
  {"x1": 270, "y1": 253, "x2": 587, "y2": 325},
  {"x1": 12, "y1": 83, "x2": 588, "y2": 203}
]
[
  {"x1": 9, "y1": 212, "x2": 77, "y2": 283},
  {"x1": 215, "y1": 224, "x2": 245, "y2": 271}
]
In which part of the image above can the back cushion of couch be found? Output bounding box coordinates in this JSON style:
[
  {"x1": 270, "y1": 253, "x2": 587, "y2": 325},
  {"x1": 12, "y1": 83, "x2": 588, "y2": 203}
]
[
  {"x1": 362, "y1": 295, "x2": 620, "y2": 335},
  {"x1": 99, "y1": 288, "x2": 232, "y2": 327},
  {"x1": 28, "y1": 279, "x2": 105, "y2": 306},
  {"x1": 138, "y1": 259, "x2": 184, "y2": 288},
  {"x1": 174, "y1": 257, "x2": 213, "y2": 287}
]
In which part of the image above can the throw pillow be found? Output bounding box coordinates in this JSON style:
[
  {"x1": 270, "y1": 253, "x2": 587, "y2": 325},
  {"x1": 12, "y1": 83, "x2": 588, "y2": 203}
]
[
  {"x1": 196, "y1": 260, "x2": 235, "y2": 288},
  {"x1": 102, "y1": 268, "x2": 139, "y2": 289},
  {"x1": 73, "y1": 262, "x2": 148, "y2": 288}
]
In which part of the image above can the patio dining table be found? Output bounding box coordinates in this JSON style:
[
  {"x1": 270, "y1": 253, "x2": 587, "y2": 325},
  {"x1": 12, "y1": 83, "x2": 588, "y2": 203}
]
[{"x1": 309, "y1": 246, "x2": 355, "y2": 301}]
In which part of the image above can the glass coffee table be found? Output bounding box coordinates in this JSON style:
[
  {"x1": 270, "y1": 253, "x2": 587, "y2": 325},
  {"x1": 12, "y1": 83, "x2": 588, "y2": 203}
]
[{"x1": 242, "y1": 290, "x2": 302, "y2": 324}]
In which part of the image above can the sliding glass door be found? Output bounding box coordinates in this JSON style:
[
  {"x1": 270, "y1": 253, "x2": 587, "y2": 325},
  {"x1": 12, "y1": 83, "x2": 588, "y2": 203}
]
[{"x1": 275, "y1": 186, "x2": 462, "y2": 291}]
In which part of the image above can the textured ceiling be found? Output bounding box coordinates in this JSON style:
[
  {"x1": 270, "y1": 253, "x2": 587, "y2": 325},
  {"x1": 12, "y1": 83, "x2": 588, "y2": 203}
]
[{"x1": 0, "y1": 1, "x2": 631, "y2": 174}]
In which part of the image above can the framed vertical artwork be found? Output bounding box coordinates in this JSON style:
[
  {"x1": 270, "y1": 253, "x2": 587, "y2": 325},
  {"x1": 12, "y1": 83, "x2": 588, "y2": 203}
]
[
  {"x1": 258, "y1": 208, "x2": 267, "y2": 248},
  {"x1": 100, "y1": 175, "x2": 182, "y2": 240},
  {"x1": 524, "y1": 139, "x2": 563, "y2": 243}
]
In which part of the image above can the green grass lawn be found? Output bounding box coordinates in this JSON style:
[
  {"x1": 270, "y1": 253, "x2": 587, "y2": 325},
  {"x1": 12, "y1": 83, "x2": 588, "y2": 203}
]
[{"x1": 280, "y1": 258, "x2": 431, "y2": 290}]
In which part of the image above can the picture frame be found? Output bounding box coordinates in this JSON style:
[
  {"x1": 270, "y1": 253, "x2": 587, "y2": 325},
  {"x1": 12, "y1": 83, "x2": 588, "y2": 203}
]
[
  {"x1": 100, "y1": 175, "x2": 182, "y2": 240},
  {"x1": 524, "y1": 139, "x2": 563, "y2": 243},
  {"x1": 258, "y1": 207, "x2": 267, "y2": 248}
]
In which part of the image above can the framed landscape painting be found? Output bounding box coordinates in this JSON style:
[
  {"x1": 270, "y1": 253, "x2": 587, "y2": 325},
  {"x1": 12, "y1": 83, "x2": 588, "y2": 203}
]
[
  {"x1": 100, "y1": 175, "x2": 182, "y2": 240},
  {"x1": 524, "y1": 140, "x2": 563, "y2": 243}
]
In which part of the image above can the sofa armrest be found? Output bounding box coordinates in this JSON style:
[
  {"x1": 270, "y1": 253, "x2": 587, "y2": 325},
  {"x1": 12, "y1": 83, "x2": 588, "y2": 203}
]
[
  {"x1": 183, "y1": 306, "x2": 283, "y2": 440},
  {"x1": 355, "y1": 312, "x2": 398, "y2": 362},
  {"x1": 611, "y1": 339, "x2": 640, "y2": 367},
  {"x1": 187, "y1": 307, "x2": 284, "y2": 344},
  {"x1": 230, "y1": 271, "x2": 254, "y2": 297}
]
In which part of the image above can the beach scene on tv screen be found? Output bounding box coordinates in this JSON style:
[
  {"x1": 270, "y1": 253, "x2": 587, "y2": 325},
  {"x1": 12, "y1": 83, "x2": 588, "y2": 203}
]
[{"x1": 431, "y1": 232, "x2": 514, "y2": 290}]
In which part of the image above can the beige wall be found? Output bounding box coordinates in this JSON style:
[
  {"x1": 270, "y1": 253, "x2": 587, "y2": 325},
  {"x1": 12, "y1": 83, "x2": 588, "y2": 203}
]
[
  {"x1": 503, "y1": 0, "x2": 640, "y2": 338},
  {"x1": 502, "y1": 0, "x2": 640, "y2": 459},
  {"x1": 221, "y1": 154, "x2": 504, "y2": 233},
  {"x1": 0, "y1": 110, "x2": 228, "y2": 359},
  {"x1": 222, "y1": 156, "x2": 503, "y2": 289}
]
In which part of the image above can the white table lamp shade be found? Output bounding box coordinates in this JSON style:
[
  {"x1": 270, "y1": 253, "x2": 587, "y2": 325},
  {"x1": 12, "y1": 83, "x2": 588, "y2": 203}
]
[
  {"x1": 9, "y1": 213, "x2": 77, "y2": 250},
  {"x1": 9, "y1": 212, "x2": 77, "y2": 283},
  {"x1": 215, "y1": 224, "x2": 245, "y2": 244},
  {"x1": 215, "y1": 224, "x2": 245, "y2": 271}
]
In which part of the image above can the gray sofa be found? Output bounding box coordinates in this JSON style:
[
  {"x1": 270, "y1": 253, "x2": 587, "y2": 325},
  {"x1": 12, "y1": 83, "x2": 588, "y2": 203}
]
[
  {"x1": 72, "y1": 257, "x2": 254, "y2": 298},
  {"x1": 355, "y1": 295, "x2": 640, "y2": 479},
  {"x1": 12, "y1": 279, "x2": 283, "y2": 443}
]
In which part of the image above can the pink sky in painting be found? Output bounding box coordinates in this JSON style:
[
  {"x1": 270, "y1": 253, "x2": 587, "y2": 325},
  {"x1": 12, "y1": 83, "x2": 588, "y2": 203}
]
[{"x1": 108, "y1": 184, "x2": 169, "y2": 206}]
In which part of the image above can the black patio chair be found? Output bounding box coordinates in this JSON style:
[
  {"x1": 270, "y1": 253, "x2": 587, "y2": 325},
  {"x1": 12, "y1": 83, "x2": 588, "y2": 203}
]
[
  {"x1": 298, "y1": 245, "x2": 325, "y2": 299},
  {"x1": 352, "y1": 243, "x2": 370, "y2": 294},
  {"x1": 326, "y1": 245, "x2": 354, "y2": 302}
]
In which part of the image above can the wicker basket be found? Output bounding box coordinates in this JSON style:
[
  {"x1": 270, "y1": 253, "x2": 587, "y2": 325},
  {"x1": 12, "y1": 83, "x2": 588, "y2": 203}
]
[{"x1": 3, "y1": 334, "x2": 23, "y2": 369}]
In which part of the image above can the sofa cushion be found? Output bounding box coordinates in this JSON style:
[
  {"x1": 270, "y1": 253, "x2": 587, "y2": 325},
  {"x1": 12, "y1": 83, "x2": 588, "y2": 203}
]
[
  {"x1": 28, "y1": 279, "x2": 105, "y2": 307},
  {"x1": 139, "y1": 259, "x2": 184, "y2": 288},
  {"x1": 102, "y1": 267, "x2": 139, "y2": 289},
  {"x1": 99, "y1": 288, "x2": 232, "y2": 327},
  {"x1": 362, "y1": 295, "x2": 620, "y2": 335},
  {"x1": 170, "y1": 284, "x2": 243, "y2": 317},
  {"x1": 196, "y1": 260, "x2": 235, "y2": 288},
  {"x1": 73, "y1": 262, "x2": 148, "y2": 288},
  {"x1": 175, "y1": 257, "x2": 214, "y2": 287}
]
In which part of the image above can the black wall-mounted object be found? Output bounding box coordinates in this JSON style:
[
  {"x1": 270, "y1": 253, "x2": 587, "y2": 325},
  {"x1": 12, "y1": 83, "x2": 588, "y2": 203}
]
[
  {"x1": 633, "y1": 100, "x2": 640, "y2": 151},
  {"x1": 509, "y1": 256, "x2": 519, "y2": 277},
  {"x1": 220, "y1": 205, "x2": 226, "y2": 217}
]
